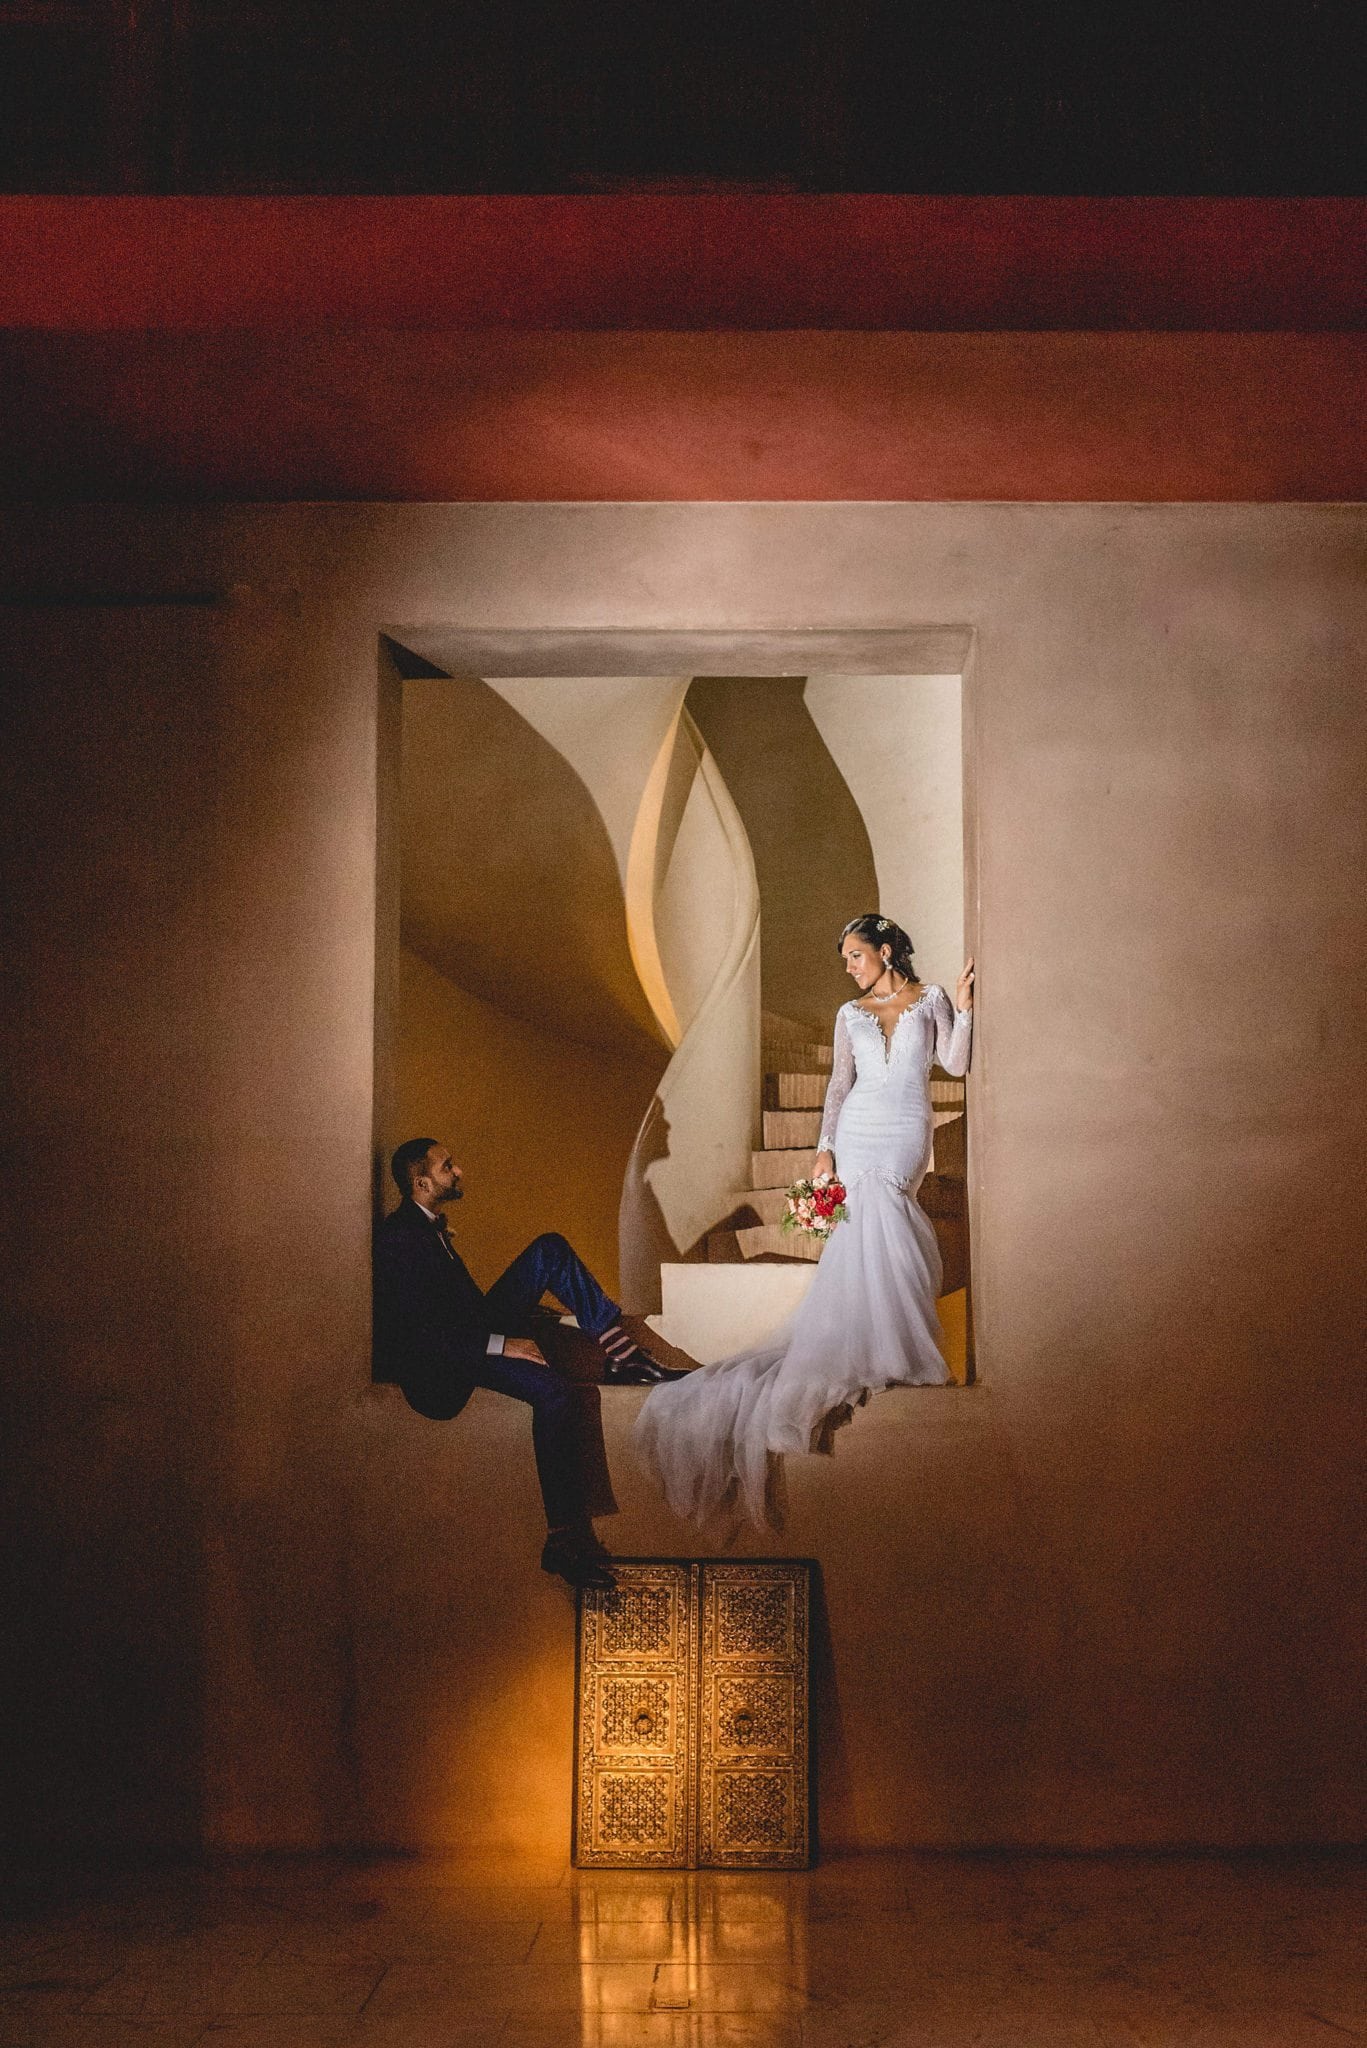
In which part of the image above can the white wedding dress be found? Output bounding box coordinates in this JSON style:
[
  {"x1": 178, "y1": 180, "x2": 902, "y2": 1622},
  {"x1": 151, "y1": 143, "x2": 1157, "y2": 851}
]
[{"x1": 634, "y1": 986, "x2": 972, "y2": 1530}]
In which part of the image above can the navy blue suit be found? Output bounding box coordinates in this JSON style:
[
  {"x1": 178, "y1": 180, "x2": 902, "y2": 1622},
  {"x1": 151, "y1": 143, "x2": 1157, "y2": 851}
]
[{"x1": 374, "y1": 1201, "x2": 620, "y2": 1526}]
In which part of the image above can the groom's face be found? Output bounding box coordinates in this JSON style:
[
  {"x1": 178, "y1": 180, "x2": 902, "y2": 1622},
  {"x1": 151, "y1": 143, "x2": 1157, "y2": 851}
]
[{"x1": 418, "y1": 1145, "x2": 464, "y2": 1206}]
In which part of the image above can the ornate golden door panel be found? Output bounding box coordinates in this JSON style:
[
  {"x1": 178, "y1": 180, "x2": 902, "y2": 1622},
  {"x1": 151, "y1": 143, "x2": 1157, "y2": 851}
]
[
  {"x1": 574, "y1": 1560, "x2": 811, "y2": 1869},
  {"x1": 574, "y1": 1562, "x2": 697, "y2": 1868},
  {"x1": 697, "y1": 1561, "x2": 810, "y2": 1868}
]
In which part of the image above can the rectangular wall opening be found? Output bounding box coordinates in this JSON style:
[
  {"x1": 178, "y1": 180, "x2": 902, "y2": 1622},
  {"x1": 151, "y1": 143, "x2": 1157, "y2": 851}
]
[{"x1": 375, "y1": 631, "x2": 977, "y2": 1386}]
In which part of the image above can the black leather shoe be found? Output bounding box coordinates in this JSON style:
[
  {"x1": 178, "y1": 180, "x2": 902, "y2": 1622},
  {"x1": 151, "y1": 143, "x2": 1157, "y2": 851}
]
[
  {"x1": 617, "y1": 1316, "x2": 701, "y2": 1376},
  {"x1": 541, "y1": 1537, "x2": 617, "y2": 1591},
  {"x1": 602, "y1": 1357, "x2": 690, "y2": 1385}
]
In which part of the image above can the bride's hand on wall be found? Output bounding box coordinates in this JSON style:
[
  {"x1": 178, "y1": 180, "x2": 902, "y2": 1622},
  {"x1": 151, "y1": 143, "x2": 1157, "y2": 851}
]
[
  {"x1": 956, "y1": 958, "x2": 975, "y2": 1010},
  {"x1": 814, "y1": 1150, "x2": 836, "y2": 1182}
]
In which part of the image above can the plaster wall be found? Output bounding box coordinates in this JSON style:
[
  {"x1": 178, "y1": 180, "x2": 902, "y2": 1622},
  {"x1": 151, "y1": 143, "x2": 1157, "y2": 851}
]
[
  {"x1": 683, "y1": 677, "x2": 879, "y2": 1032},
  {"x1": 398, "y1": 673, "x2": 664, "y2": 1058},
  {"x1": 491, "y1": 675, "x2": 686, "y2": 889},
  {"x1": 392, "y1": 672, "x2": 673, "y2": 1295},
  {"x1": 683, "y1": 673, "x2": 964, "y2": 1026},
  {"x1": 395, "y1": 947, "x2": 652, "y2": 1297},
  {"x1": 393, "y1": 668, "x2": 761, "y2": 1303},
  {"x1": 805, "y1": 673, "x2": 964, "y2": 992},
  {"x1": 1, "y1": 501, "x2": 1364, "y2": 1855},
  {"x1": 623, "y1": 710, "x2": 762, "y2": 1298},
  {"x1": 649, "y1": 728, "x2": 742, "y2": 1040}
]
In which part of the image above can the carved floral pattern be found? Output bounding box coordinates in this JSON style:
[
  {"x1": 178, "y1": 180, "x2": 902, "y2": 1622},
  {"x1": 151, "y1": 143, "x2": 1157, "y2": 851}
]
[
  {"x1": 714, "y1": 1676, "x2": 791, "y2": 1752},
  {"x1": 599, "y1": 1584, "x2": 675, "y2": 1658},
  {"x1": 714, "y1": 1583, "x2": 792, "y2": 1657},
  {"x1": 597, "y1": 1773, "x2": 671, "y2": 1846},
  {"x1": 714, "y1": 1770, "x2": 791, "y2": 1849},
  {"x1": 600, "y1": 1678, "x2": 671, "y2": 1749}
]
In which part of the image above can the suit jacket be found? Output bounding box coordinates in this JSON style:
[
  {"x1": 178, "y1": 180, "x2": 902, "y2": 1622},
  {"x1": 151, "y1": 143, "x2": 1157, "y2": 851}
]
[{"x1": 373, "y1": 1198, "x2": 493, "y2": 1420}]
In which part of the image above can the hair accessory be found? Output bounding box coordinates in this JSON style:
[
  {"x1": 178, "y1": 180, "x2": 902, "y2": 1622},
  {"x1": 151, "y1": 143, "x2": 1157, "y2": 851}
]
[{"x1": 877, "y1": 917, "x2": 890, "y2": 930}]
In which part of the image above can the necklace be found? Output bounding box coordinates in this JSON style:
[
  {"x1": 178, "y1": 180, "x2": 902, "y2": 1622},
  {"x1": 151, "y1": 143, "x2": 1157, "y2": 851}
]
[{"x1": 867, "y1": 969, "x2": 905, "y2": 1004}]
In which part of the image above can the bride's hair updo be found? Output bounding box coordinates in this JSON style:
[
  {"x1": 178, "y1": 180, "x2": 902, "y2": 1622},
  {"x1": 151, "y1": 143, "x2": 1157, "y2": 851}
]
[{"x1": 838, "y1": 913, "x2": 917, "y2": 981}]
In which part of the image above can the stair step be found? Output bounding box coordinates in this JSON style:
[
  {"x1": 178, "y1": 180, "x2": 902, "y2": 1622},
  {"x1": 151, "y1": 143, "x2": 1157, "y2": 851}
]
[
  {"x1": 930, "y1": 1077, "x2": 966, "y2": 1107},
  {"x1": 751, "y1": 1146, "x2": 813, "y2": 1189},
  {"x1": 726, "y1": 1185, "x2": 788, "y2": 1225},
  {"x1": 735, "y1": 1177, "x2": 965, "y2": 1225},
  {"x1": 762, "y1": 1107, "x2": 824, "y2": 1149},
  {"x1": 737, "y1": 1179, "x2": 965, "y2": 1225},
  {"x1": 931, "y1": 1212, "x2": 968, "y2": 1296},
  {"x1": 761, "y1": 1042, "x2": 832, "y2": 1077},
  {"x1": 762, "y1": 1008, "x2": 825, "y2": 1041},
  {"x1": 931, "y1": 1111, "x2": 965, "y2": 1178},
  {"x1": 768, "y1": 1072, "x2": 828, "y2": 1111},
  {"x1": 918, "y1": 1171, "x2": 965, "y2": 1219},
  {"x1": 706, "y1": 1229, "x2": 746, "y2": 1264},
  {"x1": 760, "y1": 1015, "x2": 833, "y2": 1075},
  {"x1": 751, "y1": 1123, "x2": 965, "y2": 1188},
  {"x1": 736, "y1": 1223, "x2": 823, "y2": 1262},
  {"x1": 655, "y1": 1262, "x2": 818, "y2": 1365}
]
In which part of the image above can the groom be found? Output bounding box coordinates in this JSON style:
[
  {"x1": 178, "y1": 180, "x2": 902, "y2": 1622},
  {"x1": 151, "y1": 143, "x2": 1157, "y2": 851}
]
[{"x1": 373, "y1": 1137, "x2": 688, "y2": 1590}]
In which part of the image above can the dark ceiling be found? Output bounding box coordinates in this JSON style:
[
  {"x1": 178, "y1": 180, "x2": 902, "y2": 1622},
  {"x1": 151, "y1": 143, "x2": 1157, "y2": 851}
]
[{"x1": 2, "y1": 0, "x2": 1364, "y2": 196}]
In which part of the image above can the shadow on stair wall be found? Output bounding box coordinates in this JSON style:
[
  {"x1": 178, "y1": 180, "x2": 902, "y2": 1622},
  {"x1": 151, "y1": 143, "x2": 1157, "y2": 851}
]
[{"x1": 686, "y1": 676, "x2": 879, "y2": 1036}]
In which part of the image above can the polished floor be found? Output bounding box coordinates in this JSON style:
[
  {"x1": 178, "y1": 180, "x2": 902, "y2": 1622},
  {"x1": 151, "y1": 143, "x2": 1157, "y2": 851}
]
[{"x1": 1, "y1": 1851, "x2": 1362, "y2": 2047}]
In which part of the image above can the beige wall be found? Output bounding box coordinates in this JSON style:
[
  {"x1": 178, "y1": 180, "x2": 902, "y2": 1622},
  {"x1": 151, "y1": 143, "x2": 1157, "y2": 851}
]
[
  {"x1": 394, "y1": 668, "x2": 760, "y2": 1310},
  {"x1": 492, "y1": 675, "x2": 688, "y2": 887},
  {"x1": 805, "y1": 672, "x2": 964, "y2": 993},
  {"x1": 395, "y1": 946, "x2": 654, "y2": 1294},
  {"x1": 685, "y1": 671, "x2": 965, "y2": 1027},
  {"x1": 399, "y1": 674, "x2": 664, "y2": 1058},
  {"x1": 392, "y1": 672, "x2": 673, "y2": 1300},
  {"x1": 620, "y1": 709, "x2": 761, "y2": 1304},
  {"x1": 685, "y1": 676, "x2": 879, "y2": 1032},
  {"x1": 2, "y1": 503, "x2": 1365, "y2": 1855}
]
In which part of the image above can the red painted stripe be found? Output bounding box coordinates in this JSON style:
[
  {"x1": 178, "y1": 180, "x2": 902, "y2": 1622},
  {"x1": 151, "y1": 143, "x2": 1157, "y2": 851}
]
[
  {"x1": 1, "y1": 197, "x2": 1364, "y2": 332},
  {"x1": 3, "y1": 331, "x2": 1363, "y2": 500}
]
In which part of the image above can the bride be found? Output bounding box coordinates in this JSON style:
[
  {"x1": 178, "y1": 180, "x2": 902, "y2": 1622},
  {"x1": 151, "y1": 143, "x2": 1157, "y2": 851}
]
[{"x1": 634, "y1": 913, "x2": 974, "y2": 1530}]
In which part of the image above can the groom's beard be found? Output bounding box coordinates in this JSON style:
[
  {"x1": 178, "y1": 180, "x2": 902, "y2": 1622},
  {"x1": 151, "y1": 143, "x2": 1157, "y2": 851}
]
[{"x1": 441, "y1": 1183, "x2": 464, "y2": 1203}]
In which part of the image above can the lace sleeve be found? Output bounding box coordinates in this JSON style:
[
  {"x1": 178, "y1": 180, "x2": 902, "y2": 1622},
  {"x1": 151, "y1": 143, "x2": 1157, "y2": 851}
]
[
  {"x1": 931, "y1": 985, "x2": 973, "y2": 1078},
  {"x1": 818, "y1": 1008, "x2": 855, "y2": 1153}
]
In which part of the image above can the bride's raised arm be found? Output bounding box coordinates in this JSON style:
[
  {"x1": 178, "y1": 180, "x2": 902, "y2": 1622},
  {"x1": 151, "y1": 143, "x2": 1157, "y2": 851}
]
[
  {"x1": 932, "y1": 966, "x2": 974, "y2": 1078},
  {"x1": 815, "y1": 1007, "x2": 855, "y2": 1170}
]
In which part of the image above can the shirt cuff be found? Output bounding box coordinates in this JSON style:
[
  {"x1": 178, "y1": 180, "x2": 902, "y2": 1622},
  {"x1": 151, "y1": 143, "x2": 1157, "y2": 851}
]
[{"x1": 486, "y1": 1333, "x2": 506, "y2": 1356}]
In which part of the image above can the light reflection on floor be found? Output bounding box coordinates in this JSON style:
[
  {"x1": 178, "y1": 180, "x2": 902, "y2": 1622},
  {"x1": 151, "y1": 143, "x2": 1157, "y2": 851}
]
[
  {"x1": 571, "y1": 1872, "x2": 809, "y2": 2043},
  {"x1": 0, "y1": 1849, "x2": 1362, "y2": 2045}
]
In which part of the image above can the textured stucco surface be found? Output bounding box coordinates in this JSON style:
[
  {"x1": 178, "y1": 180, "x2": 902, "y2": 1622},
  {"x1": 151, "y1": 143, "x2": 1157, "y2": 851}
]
[{"x1": 1, "y1": 501, "x2": 1363, "y2": 1854}]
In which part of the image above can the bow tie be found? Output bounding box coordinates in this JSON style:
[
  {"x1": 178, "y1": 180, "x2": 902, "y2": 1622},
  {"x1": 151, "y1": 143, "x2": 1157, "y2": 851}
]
[{"x1": 431, "y1": 1211, "x2": 451, "y2": 1235}]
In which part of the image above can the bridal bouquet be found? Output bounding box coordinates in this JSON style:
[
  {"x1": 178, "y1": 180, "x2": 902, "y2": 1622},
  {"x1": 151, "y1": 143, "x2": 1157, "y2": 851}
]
[{"x1": 781, "y1": 1174, "x2": 848, "y2": 1241}]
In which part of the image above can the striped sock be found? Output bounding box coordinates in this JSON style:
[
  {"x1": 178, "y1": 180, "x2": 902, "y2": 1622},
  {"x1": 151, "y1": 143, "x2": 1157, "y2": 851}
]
[{"x1": 597, "y1": 1323, "x2": 648, "y2": 1369}]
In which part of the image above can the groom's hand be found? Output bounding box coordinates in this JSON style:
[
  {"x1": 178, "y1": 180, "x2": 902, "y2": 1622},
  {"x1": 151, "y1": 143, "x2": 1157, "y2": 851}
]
[{"x1": 504, "y1": 1336, "x2": 548, "y2": 1365}]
